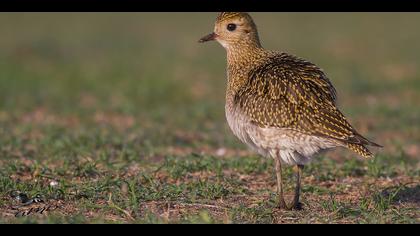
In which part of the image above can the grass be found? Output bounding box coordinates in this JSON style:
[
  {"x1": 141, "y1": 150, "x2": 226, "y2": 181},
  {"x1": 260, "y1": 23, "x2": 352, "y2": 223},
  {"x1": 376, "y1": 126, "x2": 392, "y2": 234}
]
[{"x1": 0, "y1": 13, "x2": 419, "y2": 224}]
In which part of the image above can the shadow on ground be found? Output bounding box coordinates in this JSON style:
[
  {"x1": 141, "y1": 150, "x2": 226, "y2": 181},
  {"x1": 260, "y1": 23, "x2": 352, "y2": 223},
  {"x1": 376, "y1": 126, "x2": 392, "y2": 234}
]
[
  {"x1": 380, "y1": 184, "x2": 420, "y2": 205},
  {"x1": 393, "y1": 185, "x2": 420, "y2": 204}
]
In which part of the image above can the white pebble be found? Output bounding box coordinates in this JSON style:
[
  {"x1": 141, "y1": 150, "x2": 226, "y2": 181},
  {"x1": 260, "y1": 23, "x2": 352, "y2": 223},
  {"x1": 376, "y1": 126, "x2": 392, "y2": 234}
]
[
  {"x1": 49, "y1": 180, "x2": 59, "y2": 187},
  {"x1": 216, "y1": 148, "x2": 227, "y2": 156}
]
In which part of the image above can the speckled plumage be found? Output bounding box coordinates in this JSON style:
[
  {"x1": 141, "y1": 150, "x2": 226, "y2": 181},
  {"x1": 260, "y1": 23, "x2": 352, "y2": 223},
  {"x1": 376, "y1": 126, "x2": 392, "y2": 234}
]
[
  {"x1": 210, "y1": 12, "x2": 381, "y2": 165},
  {"x1": 200, "y1": 12, "x2": 382, "y2": 210}
]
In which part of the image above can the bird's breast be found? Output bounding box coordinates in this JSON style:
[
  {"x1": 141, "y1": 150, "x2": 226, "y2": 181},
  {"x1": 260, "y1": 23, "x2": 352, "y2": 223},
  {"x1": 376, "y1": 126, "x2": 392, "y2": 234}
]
[
  {"x1": 225, "y1": 100, "x2": 262, "y2": 152},
  {"x1": 225, "y1": 101, "x2": 246, "y2": 142}
]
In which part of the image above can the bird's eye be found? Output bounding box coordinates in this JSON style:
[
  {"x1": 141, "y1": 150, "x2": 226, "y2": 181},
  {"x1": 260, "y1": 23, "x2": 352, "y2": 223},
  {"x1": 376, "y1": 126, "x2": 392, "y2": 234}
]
[{"x1": 227, "y1": 23, "x2": 237, "y2": 31}]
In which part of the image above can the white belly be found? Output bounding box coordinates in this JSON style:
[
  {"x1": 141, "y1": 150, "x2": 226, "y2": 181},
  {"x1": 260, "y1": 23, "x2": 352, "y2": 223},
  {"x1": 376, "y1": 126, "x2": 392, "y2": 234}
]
[
  {"x1": 225, "y1": 104, "x2": 340, "y2": 166},
  {"x1": 225, "y1": 104, "x2": 268, "y2": 156}
]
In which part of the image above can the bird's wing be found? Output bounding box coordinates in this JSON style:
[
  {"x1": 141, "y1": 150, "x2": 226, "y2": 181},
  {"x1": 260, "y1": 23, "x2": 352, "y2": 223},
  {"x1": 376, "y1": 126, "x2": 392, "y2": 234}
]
[{"x1": 234, "y1": 53, "x2": 378, "y2": 147}]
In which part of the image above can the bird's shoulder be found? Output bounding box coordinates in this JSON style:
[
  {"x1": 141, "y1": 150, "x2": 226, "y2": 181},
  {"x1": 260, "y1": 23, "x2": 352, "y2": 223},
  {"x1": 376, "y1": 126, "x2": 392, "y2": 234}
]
[{"x1": 243, "y1": 52, "x2": 337, "y2": 105}]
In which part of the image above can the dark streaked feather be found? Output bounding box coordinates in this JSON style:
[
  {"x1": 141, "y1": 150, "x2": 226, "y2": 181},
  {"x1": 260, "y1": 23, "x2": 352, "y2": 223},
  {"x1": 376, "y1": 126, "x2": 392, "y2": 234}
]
[{"x1": 234, "y1": 53, "x2": 380, "y2": 157}]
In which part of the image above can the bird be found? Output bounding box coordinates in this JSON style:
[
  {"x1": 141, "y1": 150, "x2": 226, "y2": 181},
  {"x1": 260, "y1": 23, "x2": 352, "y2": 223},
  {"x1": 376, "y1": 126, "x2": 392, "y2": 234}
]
[{"x1": 199, "y1": 12, "x2": 382, "y2": 210}]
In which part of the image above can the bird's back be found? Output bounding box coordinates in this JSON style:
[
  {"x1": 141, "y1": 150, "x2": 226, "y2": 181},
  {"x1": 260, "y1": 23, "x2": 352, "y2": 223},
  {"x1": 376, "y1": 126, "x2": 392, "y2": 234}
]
[{"x1": 227, "y1": 51, "x2": 381, "y2": 159}]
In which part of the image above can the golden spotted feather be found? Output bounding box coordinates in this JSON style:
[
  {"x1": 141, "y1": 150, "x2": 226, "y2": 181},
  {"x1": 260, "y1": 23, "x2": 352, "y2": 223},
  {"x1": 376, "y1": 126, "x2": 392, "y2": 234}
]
[
  {"x1": 234, "y1": 53, "x2": 381, "y2": 157},
  {"x1": 217, "y1": 12, "x2": 244, "y2": 22}
]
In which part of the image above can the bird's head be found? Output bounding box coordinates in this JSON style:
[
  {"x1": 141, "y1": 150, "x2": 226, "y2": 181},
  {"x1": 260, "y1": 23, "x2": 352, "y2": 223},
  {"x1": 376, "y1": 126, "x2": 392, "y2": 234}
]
[{"x1": 199, "y1": 12, "x2": 261, "y2": 50}]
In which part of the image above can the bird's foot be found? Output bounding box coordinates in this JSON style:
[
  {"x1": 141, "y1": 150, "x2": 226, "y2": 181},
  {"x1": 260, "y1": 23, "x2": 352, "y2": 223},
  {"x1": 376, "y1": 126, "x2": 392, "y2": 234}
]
[
  {"x1": 277, "y1": 199, "x2": 303, "y2": 211},
  {"x1": 277, "y1": 199, "x2": 288, "y2": 209},
  {"x1": 288, "y1": 201, "x2": 303, "y2": 211}
]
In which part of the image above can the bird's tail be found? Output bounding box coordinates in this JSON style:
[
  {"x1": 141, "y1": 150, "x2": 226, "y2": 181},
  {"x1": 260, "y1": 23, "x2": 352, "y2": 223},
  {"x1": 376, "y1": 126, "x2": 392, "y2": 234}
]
[
  {"x1": 346, "y1": 134, "x2": 383, "y2": 158},
  {"x1": 347, "y1": 143, "x2": 374, "y2": 158}
]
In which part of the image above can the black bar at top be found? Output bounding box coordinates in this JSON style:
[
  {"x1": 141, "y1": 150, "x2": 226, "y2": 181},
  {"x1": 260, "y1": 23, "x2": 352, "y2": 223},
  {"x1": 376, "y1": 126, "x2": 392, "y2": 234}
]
[{"x1": 1, "y1": 0, "x2": 420, "y2": 12}]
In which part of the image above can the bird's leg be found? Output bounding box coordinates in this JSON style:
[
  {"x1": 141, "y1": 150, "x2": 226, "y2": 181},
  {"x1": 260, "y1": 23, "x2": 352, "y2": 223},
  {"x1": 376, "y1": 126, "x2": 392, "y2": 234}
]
[
  {"x1": 289, "y1": 164, "x2": 304, "y2": 210},
  {"x1": 274, "y1": 157, "x2": 287, "y2": 209}
]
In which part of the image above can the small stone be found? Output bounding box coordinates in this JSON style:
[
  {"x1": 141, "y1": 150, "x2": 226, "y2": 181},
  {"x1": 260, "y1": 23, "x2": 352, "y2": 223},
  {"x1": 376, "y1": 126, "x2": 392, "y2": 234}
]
[
  {"x1": 216, "y1": 148, "x2": 227, "y2": 157},
  {"x1": 50, "y1": 180, "x2": 59, "y2": 187},
  {"x1": 121, "y1": 182, "x2": 129, "y2": 195}
]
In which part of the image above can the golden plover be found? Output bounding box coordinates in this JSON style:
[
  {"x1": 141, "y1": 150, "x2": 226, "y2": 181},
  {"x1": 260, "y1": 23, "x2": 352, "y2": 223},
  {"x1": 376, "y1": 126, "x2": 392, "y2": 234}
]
[{"x1": 199, "y1": 12, "x2": 382, "y2": 210}]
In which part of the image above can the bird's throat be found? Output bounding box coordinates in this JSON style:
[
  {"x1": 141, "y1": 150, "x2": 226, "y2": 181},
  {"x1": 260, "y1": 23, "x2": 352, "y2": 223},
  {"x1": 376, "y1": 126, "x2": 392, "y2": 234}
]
[{"x1": 226, "y1": 42, "x2": 264, "y2": 67}]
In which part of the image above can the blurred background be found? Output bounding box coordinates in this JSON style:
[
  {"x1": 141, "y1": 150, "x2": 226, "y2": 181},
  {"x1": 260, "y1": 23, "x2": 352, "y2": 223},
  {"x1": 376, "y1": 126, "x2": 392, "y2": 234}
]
[{"x1": 0, "y1": 13, "x2": 419, "y2": 161}]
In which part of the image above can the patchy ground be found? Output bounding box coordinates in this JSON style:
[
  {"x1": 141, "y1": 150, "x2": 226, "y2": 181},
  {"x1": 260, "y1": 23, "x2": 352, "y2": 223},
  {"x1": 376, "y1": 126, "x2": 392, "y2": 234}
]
[
  {"x1": 0, "y1": 149, "x2": 418, "y2": 223},
  {"x1": 0, "y1": 13, "x2": 419, "y2": 223}
]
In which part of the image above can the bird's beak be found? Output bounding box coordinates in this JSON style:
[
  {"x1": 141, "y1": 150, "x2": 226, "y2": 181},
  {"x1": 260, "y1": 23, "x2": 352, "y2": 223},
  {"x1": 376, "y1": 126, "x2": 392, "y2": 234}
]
[{"x1": 198, "y1": 32, "x2": 218, "y2": 43}]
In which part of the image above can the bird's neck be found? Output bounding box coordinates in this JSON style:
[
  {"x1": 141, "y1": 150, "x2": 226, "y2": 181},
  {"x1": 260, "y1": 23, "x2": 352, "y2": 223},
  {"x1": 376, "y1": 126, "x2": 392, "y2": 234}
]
[
  {"x1": 225, "y1": 43, "x2": 267, "y2": 101},
  {"x1": 226, "y1": 42, "x2": 264, "y2": 67}
]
